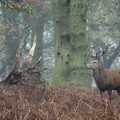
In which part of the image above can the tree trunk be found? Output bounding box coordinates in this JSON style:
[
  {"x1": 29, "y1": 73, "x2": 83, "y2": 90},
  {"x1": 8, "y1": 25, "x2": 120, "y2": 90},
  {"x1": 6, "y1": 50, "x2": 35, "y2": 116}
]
[
  {"x1": 68, "y1": 0, "x2": 89, "y2": 86},
  {"x1": 52, "y1": 0, "x2": 71, "y2": 85},
  {"x1": 52, "y1": 0, "x2": 90, "y2": 87},
  {"x1": 1, "y1": 5, "x2": 20, "y2": 78}
]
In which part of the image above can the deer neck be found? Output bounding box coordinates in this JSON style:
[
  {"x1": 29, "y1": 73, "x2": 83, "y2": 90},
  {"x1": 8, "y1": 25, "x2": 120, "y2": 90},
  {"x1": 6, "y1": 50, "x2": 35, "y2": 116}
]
[{"x1": 93, "y1": 64, "x2": 104, "y2": 82}]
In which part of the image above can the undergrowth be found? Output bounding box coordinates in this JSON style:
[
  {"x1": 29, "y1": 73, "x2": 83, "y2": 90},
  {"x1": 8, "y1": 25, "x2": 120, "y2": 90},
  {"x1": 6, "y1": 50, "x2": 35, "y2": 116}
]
[{"x1": 0, "y1": 85, "x2": 120, "y2": 120}]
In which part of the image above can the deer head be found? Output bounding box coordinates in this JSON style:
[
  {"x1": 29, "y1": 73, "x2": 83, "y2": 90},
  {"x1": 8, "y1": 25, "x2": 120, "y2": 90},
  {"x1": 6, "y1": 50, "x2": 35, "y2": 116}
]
[
  {"x1": 86, "y1": 45, "x2": 108, "y2": 70},
  {"x1": 86, "y1": 59, "x2": 100, "y2": 70}
]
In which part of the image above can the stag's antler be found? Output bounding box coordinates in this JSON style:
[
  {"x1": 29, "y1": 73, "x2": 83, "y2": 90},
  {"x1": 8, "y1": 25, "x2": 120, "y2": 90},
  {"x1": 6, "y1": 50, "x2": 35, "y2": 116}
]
[
  {"x1": 89, "y1": 45, "x2": 108, "y2": 59},
  {"x1": 98, "y1": 46, "x2": 108, "y2": 58},
  {"x1": 89, "y1": 44, "x2": 97, "y2": 59}
]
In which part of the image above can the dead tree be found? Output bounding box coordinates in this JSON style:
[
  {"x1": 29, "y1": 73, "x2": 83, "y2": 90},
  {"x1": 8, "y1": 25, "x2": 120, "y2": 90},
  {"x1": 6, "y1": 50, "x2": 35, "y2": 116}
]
[{"x1": 0, "y1": 36, "x2": 47, "y2": 100}]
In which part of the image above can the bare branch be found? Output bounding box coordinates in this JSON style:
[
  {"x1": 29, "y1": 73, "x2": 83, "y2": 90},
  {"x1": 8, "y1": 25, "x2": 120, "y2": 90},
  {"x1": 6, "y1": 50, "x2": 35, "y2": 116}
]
[
  {"x1": 22, "y1": 35, "x2": 37, "y2": 68},
  {"x1": 32, "y1": 57, "x2": 42, "y2": 68},
  {"x1": 13, "y1": 45, "x2": 22, "y2": 70}
]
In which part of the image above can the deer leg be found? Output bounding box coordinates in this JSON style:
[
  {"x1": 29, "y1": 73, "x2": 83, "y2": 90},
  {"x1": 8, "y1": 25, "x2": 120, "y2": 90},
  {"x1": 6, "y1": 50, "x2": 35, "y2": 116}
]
[
  {"x1": 117, "y1": 91, "x2": 120, "y2": 95},
  {"x1": 116, "y1": 87, "x2": 120, "y2": 95},
  {"x1": 100, "y1": 90, "x2": 103, "y2": 100},
  {"x1": 107, "y1": 90, "x2": 112, "y2": 101}
]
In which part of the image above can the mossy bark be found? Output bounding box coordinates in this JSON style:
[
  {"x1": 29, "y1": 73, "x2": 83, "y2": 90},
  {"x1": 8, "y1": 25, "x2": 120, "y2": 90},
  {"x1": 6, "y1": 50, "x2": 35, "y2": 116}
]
[
  {"x1": 68, "y1": 0, "x2": 89, "y2": 87},
  {"x1": 52, "y1": 0, "x2": 90, "y2": 87},
  {"x1": 52, "y1": 0, "x2": 71, "y2": 85}
]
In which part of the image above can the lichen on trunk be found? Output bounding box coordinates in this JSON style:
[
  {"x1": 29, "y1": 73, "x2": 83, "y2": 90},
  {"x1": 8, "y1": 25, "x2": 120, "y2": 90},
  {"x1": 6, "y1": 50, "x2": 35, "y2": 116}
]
[
  {"x1": 52, "y1": 0, "x2": 90, "y2": 87},
  {"x1": 52, "y1": 0, "x2": 71, "y2": 85},
  {"x1": 68, "y1": 0, "x2": 90, "y2": 87}
]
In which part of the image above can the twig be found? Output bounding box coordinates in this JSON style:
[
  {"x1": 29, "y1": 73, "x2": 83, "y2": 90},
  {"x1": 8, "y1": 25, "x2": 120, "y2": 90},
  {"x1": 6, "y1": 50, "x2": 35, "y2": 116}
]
[
  {"x1": 32, "y1": 57, "x2": 42, "y2": 68},
  {"x1": 81, "y1": 101, "x2": 98, "y2": 112}
]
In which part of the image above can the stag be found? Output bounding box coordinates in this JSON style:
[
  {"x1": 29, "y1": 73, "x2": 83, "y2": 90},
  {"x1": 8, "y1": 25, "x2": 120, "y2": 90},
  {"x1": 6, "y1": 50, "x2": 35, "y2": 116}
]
[{"x1": 86, "y1": 46, "x2": 120, "y2": 100}]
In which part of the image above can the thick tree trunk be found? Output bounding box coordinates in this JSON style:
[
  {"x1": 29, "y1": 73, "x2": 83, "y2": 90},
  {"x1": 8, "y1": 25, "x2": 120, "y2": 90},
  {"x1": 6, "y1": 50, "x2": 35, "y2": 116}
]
[
  {"x1": 1, "y1": 6, "x2": 20, "y2": 78},
  {"x1": 52, "y1": 0, "x2": 71, "y2": 85},
  {"x1": 52, "y1": 0, "x2": 90, "y2": 87},
  {"x1": 68, "y1": 1, "x2": 89, "y2": 86}
]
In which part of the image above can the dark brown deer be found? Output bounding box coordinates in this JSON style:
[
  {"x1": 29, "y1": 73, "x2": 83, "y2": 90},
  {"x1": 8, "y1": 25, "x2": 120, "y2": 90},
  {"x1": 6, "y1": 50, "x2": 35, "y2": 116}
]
[{"x1": 86, "y1": 46, "x2": 120, "y2": 100}]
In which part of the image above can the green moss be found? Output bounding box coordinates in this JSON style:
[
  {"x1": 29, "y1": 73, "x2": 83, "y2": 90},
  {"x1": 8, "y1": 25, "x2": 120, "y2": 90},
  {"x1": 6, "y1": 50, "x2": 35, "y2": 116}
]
[{"x1": 52, "y1": 0, "x2": 89, "y2": 88}]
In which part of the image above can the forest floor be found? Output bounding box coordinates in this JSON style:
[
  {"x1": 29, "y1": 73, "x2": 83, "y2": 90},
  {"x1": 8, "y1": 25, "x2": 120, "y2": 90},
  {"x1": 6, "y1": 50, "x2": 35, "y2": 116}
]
[{"x1": 0, "y1": 84, "x2": 120, "y2": 120}]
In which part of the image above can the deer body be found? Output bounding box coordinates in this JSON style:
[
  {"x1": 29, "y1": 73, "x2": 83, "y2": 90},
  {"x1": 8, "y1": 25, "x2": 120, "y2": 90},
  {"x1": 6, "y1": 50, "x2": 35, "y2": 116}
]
[
  {"x1": 87, "y1": 58, "x2": 120, "y2": 100},
  {"x1": 93, "y1": 65, "x2": 120, "y2": 89}
]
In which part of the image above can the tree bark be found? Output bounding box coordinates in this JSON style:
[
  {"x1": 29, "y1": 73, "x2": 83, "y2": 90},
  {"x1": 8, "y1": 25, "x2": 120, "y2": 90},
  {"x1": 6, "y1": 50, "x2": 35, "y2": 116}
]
[
  {"x1": 1, "y1": 5, "x2": 20, "y2": 78},
  {"x1": 68, "y1": 0, "x2": 89, "y2": 86},
  {"x1": 52, "y1": 0, "x2": 90, "y2": 87},
  {"x1": 52, "y1": 0, "x2": 71, "y2": 85}
]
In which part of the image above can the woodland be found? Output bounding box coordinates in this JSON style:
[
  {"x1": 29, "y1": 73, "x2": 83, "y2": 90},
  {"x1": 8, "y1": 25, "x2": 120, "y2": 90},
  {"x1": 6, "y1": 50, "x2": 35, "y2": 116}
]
[{"x1": 0, "y1": 0, "x2": 120, "y2": 120}]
